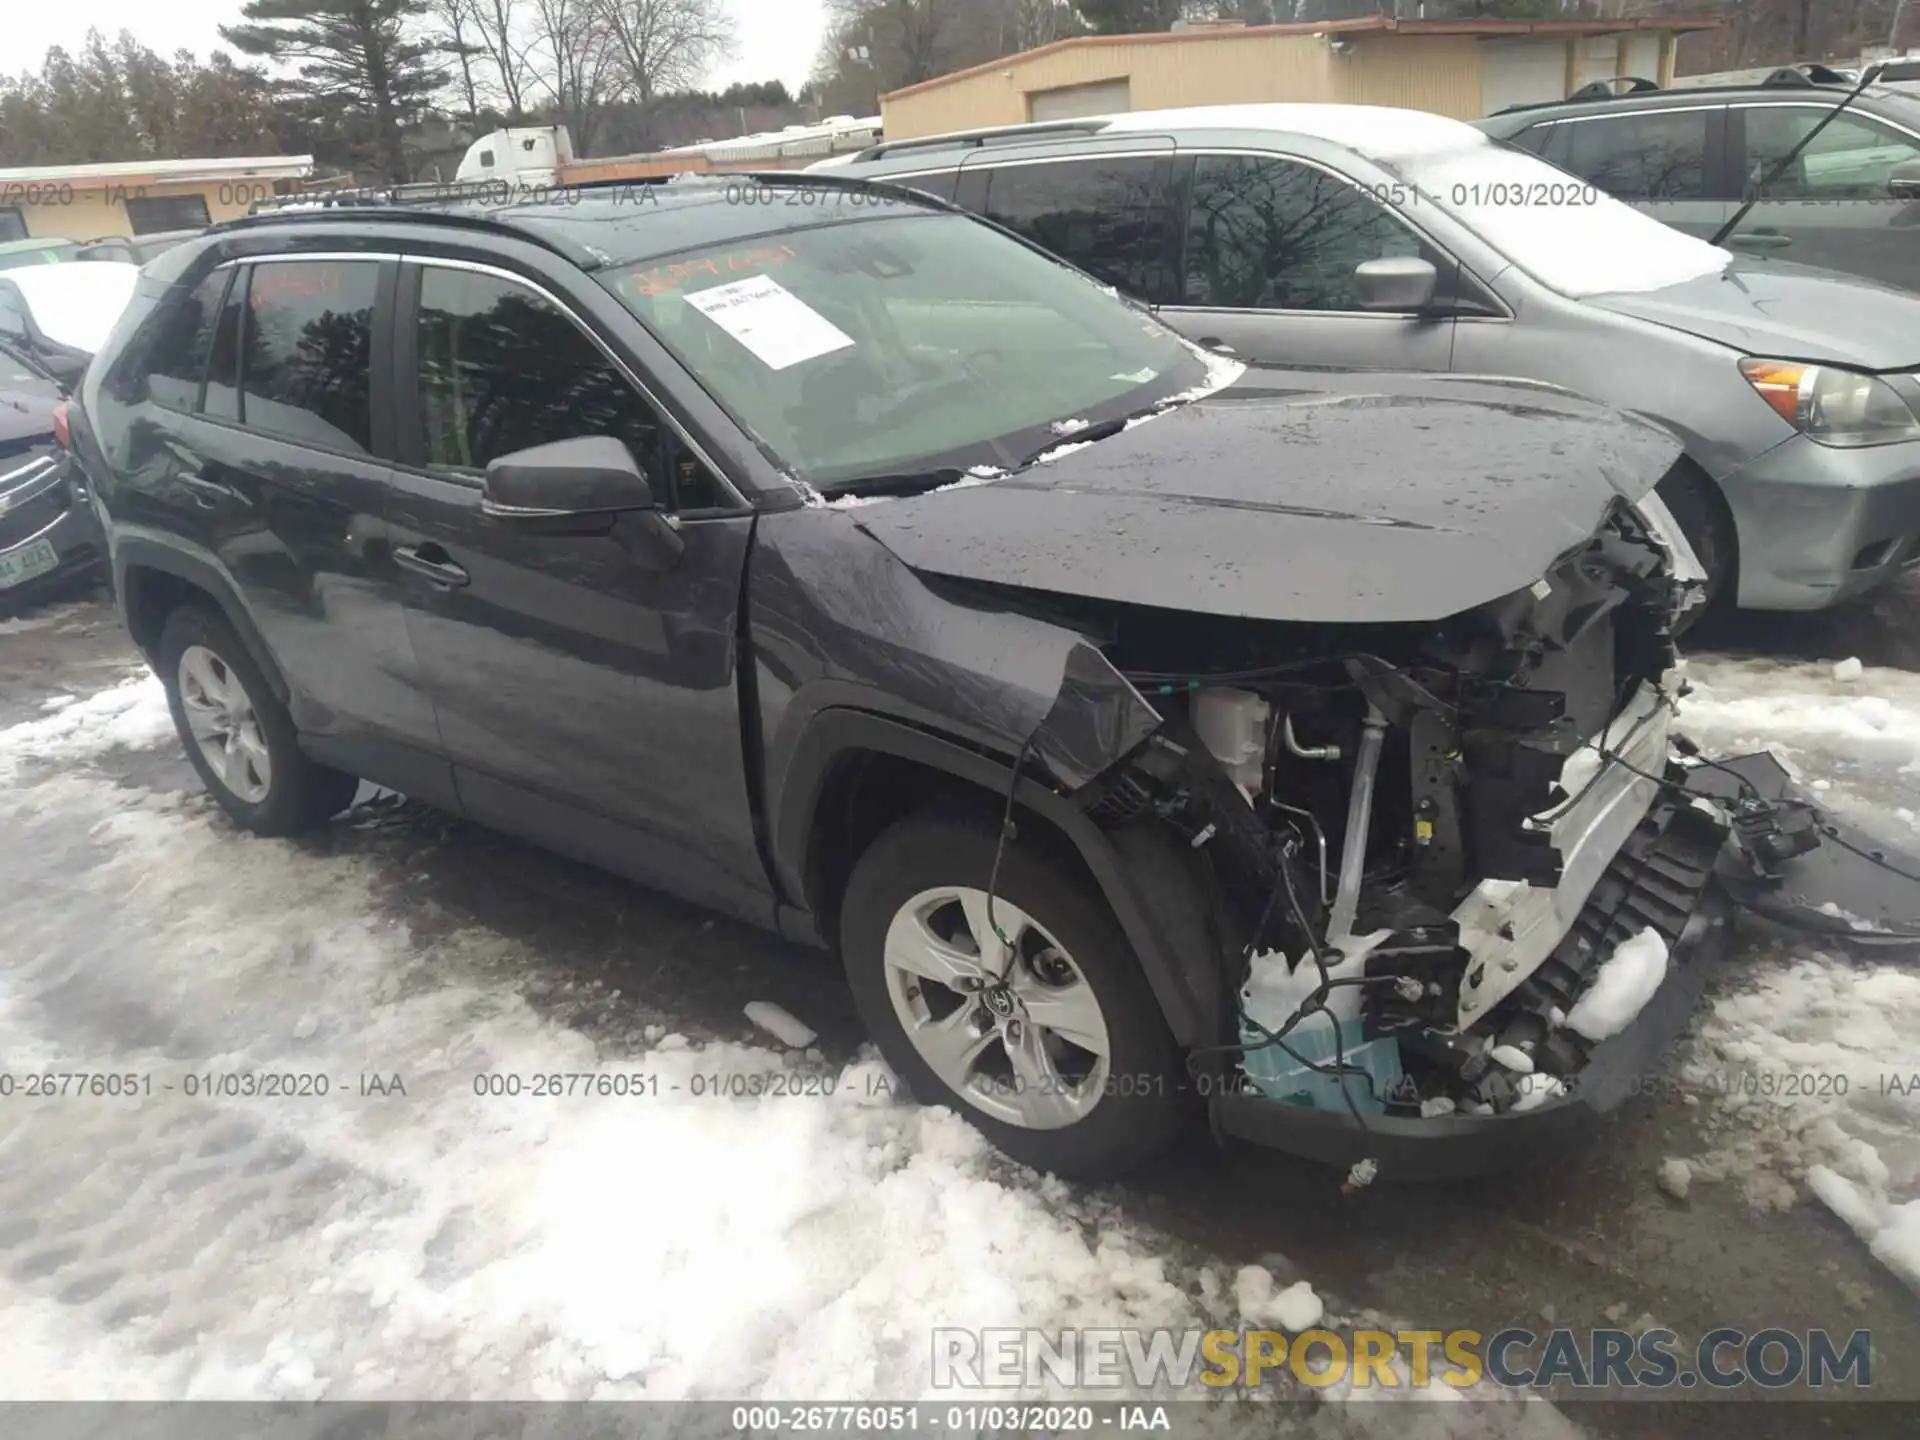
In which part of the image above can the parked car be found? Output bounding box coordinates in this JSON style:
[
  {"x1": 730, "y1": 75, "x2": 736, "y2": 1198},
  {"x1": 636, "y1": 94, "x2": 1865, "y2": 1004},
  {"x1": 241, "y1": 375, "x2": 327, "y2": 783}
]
[
  {"x1": 1474, "y1": 66, "x2": 1920, "y2": 294},
  {"x1": 75, "y1": 229, "x2": 207, "y2": 266},
  {"x1": 0, "y1": 340, "x2": 101, "y2": 606},
  {"x1": 0, "y1": 236, "x2": 82, "y2": 271},
  {"x1": 0, "y1": 261, "x2": 141, "y2": 389},
  {"x1": 833, "y1": 103, "x2": 1920, "y2": 616},
  {"x1": 68, "y1": 182, "x2": 1920, "y2": 1180}
]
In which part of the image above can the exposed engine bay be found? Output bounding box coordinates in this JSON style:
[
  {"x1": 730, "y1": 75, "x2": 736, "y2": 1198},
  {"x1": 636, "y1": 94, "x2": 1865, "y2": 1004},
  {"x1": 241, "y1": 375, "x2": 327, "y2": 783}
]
[{"x1": 1049, "y1": 495, "x2": 1920, "y2": 1141}]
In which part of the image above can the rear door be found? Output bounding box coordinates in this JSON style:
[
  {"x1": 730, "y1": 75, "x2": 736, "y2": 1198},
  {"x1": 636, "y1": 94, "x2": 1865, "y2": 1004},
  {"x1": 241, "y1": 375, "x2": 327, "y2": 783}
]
[
  {"x1": 1523, "y1": 104, "x2": 1732, "y2": 242},
  {"x1": 127, "y1": 254, "x2": 452, "y2": 800},
  {"x1": 1158, "y1": 149, "x2": 1458, "y2": 372},
  {"x1": 384, "y1": 258, "x2": 770, "y2": 924},
  {"x1": 1728, "y1": 101, "x2": 1920, "y2": 292}
]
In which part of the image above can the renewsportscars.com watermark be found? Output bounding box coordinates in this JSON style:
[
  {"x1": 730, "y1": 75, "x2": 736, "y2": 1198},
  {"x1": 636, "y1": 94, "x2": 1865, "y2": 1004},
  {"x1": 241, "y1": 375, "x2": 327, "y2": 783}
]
[{"x1": 933, "y1": 1326, "x2": 1873, "y2": 1394}]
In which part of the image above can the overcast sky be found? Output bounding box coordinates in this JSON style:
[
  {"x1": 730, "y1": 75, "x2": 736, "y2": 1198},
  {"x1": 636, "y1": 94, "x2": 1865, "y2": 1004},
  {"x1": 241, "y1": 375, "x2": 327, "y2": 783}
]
[{"x1": 9, "y1": 0, "x2": 829, "y2": 95}]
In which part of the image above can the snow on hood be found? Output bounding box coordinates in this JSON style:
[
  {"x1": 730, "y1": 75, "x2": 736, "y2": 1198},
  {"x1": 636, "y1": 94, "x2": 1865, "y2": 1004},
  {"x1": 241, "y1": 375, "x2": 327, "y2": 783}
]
[{"x1": 9, "y1": 261, "x2": 140, "y2": 354}]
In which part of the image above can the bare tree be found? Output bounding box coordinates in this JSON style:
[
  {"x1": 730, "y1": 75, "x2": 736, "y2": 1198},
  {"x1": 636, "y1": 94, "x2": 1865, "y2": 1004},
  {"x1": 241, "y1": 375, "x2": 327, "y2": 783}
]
[
  {"x1": 427, "y1": 0, "x2": 484, "y2": 122},
  {"x1": 527, "y1": 0, "x2": 619, "y2": 154},
  {"x1": 464, "y1": 0, "x2": 542, "y2": 116},
  {"x1": 593, "y1": 0, "x2": 734, "y2": 145}
]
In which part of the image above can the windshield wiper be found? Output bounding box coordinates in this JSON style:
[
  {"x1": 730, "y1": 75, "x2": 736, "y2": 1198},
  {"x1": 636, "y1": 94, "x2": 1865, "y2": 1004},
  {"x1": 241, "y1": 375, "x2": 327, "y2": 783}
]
[
  {"x1": 822, "y1": 467, "x2": 970, "y2": 499},
  {"x1": 1710, "y1": 68, "x2": 1878, "y2": 248}
]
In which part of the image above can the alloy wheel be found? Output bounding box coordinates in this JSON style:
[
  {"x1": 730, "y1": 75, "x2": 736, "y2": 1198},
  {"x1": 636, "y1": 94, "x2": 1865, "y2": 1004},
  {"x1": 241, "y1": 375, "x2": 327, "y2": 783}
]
[
  {"x1": 881, "y1": 885, "x2": 1111, "y2": 1129},
  {"x1": 177, "y1": 644, "x2": 272, "y2": 804}
]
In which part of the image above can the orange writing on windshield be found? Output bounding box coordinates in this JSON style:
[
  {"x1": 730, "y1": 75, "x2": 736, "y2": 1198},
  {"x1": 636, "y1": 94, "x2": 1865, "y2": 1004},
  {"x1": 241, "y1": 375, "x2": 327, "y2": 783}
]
[{"x1": 626, "y1": 242, "x2": 798, "y2": 297}]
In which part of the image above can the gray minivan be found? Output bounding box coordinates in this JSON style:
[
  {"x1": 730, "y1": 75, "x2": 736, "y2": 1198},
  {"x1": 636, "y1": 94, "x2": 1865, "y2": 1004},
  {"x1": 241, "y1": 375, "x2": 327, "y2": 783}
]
[{"x1": 832, "y1": 103, "x2": 1920, "y2": 614}]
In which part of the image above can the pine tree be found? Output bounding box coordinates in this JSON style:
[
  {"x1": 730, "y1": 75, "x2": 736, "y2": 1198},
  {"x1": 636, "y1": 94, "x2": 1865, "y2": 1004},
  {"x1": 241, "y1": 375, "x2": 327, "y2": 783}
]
[{"x1": 221, "y1": 0, "x2": 447, "y2": 183}]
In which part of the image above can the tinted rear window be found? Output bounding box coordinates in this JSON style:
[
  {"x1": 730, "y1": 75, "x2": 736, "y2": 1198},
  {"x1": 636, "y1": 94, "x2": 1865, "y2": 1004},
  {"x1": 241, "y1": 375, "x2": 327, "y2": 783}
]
[
  {"x1": 1538, "y1": 111, "x2": 1710, "y2": 200},
  {"x1": 236, "y1": 260, "x2": 379, "y2": 454},
  {"x1": 147, "y1": 268, "x2": 231, "y2": 413}
]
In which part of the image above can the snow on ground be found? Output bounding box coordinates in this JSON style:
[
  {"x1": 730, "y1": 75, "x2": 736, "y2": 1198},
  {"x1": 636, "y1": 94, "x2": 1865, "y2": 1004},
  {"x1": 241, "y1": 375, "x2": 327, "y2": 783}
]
[
  {"x1": 0, "y1": 678, "x2": 1560, "y2": 1429},
  {"x1": 1676, "y1": 656, "x2": 1920, "y2": 1293},
  {"x1": 0, "y1": 670, "x2": 171, "y2": 772}
]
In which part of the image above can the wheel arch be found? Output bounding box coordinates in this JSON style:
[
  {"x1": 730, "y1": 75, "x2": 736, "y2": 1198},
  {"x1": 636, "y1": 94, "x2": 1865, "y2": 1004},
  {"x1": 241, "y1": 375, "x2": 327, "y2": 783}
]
[
  {"x1": 774, "y1": 708, "x2": 1228, "y2": 1051},
  {"x1": 1658, "y1": 450, "x2": 1739, "y2": 611},
  {"x1": 116, "y1": 539, "x2": 289, "y2": 707}
]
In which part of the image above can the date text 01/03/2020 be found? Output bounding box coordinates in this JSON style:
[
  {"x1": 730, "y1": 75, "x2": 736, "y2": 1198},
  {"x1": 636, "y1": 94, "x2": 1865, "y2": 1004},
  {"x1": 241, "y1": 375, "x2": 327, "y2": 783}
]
[{"x1": 0, "y1": 1072, "x2": 403, "y2": 1098}]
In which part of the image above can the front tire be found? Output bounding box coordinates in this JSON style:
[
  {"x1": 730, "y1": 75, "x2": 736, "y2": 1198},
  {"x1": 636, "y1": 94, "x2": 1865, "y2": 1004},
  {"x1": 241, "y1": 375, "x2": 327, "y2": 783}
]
[
  {"x1": 840, "y1": 807, "x2": 1187, "y2": 1180},
  {"x1": 158, "y1": 605, "x2": 358, "y2": 835}
]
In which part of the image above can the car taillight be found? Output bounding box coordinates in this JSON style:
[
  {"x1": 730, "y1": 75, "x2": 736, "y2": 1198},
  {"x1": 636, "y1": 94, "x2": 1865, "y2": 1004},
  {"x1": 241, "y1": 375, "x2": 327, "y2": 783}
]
[{"x1": 51, "y1": 402, "x2": 70, "y2": 449}]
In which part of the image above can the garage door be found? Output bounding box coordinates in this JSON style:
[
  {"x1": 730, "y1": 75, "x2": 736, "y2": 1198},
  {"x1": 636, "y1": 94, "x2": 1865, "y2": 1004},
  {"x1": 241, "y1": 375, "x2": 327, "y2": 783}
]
[
  {"x1": 1481, "y1": 39, "x2": 1569, "y2": 115},
  {"x1": 1028, "y1": 79, "x2": 1132, "y2": 123}
]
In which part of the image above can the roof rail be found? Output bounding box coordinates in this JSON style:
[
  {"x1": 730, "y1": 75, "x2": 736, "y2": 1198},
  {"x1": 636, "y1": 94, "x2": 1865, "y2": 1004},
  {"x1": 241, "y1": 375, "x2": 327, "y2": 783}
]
[
  {"x1": 1761, "y1": 63, "x2": 1855, "y2": 87},
  {"x1": 851, "y1": 117, "x2": 1114, "y2": 164},
  {"x1": 1568, "y1": 75, "x2": 1662, "y2": 101},
  {"x1": 213, "y1": 200, "x2": 574, "y2": 249}
]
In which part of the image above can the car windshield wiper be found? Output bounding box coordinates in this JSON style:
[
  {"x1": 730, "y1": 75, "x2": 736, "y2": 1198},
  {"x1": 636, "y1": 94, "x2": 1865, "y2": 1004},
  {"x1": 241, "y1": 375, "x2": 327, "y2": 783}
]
[
  {"x1": 820, "y1": 467, "x2": 970, "y2": 499},
  {"x1": 1018, "y1": 399, "x2": 1185, "y2": 469},
  {"x1": 1710, "y1": 68, "x2": 1878, "y2": 248}
]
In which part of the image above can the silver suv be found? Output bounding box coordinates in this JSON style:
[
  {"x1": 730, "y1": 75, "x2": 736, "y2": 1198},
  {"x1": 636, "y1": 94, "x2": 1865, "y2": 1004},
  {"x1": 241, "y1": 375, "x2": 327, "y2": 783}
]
[
  {"x1": 833, "y1": 103, "x2": 1920, "y2": 614},
  {"x1": 1474, "y1": 65, "x2": 1920, "y2": 292}
]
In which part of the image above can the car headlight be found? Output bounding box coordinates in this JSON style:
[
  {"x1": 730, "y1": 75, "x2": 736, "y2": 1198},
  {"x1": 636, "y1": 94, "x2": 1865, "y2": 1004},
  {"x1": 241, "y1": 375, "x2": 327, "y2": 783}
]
[{"x1": 1738, "y1": 359, "x2": 1920, "y2": 448}]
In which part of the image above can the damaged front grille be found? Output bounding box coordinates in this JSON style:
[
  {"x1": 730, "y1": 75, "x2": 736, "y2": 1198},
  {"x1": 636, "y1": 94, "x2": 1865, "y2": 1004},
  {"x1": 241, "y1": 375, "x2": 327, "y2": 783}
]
[{"x1": 1076, "y1": 497, "x2": 1714, "y2": 1122}]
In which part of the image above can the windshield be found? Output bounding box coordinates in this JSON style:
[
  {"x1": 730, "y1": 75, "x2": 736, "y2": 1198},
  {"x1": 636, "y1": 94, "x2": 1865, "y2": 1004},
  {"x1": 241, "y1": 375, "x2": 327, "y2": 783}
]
[
  {"x1": 603, "y1": 209, "x2": 1207, "y2": 489},
  {"x1": 1380, "y1": 134, "x2": 1732, "y2": 297}
]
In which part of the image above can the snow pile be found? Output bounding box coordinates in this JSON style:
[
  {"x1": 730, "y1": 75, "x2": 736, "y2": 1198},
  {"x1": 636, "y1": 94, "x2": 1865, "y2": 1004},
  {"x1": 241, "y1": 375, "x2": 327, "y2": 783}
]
[
  {"x1": 1807, "y1": 1167, "x2": 1920, "y2": 1291},
  {"x1": 0, "y1": 768, "x2": 1209, "y2": 1402},
  {"x1": 1681, "y1": 951, "x2": 1920, "y2": 1291},
  {"x1": 1233, "y1": 1266, "x2": 1323, "y2": 1331},
  {"x1": 0, "y1": 671, "x2": 172, "y2": 770},
  {"x1": 1674, "y1": 655, "x2": 1920, "y2": 1293},
  {"x1": 1564, "y1": 928, "x2": 1669, "y2": 1042}
]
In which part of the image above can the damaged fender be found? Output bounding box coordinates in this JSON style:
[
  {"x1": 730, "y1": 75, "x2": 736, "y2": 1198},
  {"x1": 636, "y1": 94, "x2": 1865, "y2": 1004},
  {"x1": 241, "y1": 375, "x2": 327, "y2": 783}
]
[{"x1": 752, "y1": 506, "x2": 1227, "y2": 1046}]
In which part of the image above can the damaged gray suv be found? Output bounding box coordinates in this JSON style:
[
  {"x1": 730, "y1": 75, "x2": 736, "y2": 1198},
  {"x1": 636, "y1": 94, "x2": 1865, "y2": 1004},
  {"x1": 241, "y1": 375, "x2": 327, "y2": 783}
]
[{"x1": 69, "y1": 177, "x2": 1920, "y2": 1182}]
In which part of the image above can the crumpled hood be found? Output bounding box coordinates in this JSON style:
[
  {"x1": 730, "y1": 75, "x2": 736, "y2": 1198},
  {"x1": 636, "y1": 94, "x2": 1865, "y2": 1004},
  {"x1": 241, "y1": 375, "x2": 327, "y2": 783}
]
[
  {"x1": 1587, "y1": 261, "x2": 1920, "y2": 370},
  {"x1": 849, "y1": 369, "x2": 1683, "y2": 625}
]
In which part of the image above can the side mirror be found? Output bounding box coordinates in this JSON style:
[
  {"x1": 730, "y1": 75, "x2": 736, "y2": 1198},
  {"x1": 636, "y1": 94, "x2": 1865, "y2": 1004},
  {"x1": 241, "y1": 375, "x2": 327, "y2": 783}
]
[
  {"x1": 482, "y1": 436, "x2": 659, "y2": 519},
  {"x1": 482, "y1": 435, "x2": 683, "y2": 565},
  {"x1": 1890, "y1": 158, "x2": 1920, "y2": 200},
  {"x1": 1354, "y1": 256, "x2": 1439, "y2": 313}
]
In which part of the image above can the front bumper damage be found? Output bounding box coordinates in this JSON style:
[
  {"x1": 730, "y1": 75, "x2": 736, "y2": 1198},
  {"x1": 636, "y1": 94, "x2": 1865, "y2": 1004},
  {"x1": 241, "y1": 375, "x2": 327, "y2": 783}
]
[{"x1": 1022, "y1": 494, "x2": 1920, "y2": 1180}]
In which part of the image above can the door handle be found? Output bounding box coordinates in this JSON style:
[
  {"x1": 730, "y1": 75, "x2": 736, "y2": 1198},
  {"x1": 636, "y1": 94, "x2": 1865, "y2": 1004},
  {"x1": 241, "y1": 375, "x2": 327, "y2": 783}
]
[
  {"x1": 176, "y1": 469, "x2": 239, "y2": 509},
  {"x1": 394, "y1": 543, "x2": 470, "y2": 588},
  {"x1": 1726, "y1": 231, "x2": 1792, "y2": 251}
]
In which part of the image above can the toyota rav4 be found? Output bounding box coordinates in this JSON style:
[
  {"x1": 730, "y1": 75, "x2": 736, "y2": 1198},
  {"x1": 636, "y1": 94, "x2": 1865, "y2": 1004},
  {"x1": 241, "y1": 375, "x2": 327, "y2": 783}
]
[{"x1": 66, "y1": 177, "x2": 1920, "y2": 1181}]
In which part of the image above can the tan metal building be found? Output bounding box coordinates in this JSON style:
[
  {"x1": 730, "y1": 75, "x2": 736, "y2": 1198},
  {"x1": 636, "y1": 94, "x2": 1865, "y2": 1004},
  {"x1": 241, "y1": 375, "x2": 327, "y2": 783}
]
[
  {"x1": 0, "y1": 154, "x2": 314, "y2": 244},
  {"x1": 879, "y1": 16, "x2": 1722, "y2": 141}
]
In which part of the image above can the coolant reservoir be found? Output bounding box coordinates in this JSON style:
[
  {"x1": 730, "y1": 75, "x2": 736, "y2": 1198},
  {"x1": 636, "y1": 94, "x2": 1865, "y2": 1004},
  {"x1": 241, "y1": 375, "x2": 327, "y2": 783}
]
[{"x1": 1192, "y1": 687, "x2": 1270, "y2": 799}]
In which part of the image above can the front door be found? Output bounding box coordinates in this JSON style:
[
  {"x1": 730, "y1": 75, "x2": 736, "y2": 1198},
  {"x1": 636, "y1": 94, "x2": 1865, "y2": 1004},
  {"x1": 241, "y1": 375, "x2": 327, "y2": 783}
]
[
  {"x1": 385, "y1": 260, "x2": 770, "y2": 923},
  {"x1": 1730, "y1": 102, "x2": 1920, "y2": 293},
  {"x1": 1156, "y1": 151, "x2": 1458, "y2": 373}
]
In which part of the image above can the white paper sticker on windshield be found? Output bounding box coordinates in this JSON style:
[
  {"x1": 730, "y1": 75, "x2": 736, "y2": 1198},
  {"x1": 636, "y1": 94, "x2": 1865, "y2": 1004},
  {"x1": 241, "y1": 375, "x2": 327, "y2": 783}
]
[{"x1": 683, "y1": 274, "x2": 854, "y2": 371}]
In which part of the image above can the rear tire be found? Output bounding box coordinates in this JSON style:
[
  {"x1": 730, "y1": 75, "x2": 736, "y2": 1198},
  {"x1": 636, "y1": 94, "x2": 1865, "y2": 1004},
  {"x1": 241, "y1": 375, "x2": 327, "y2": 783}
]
[
  {"x1": 1657, "y1": 464, "x2": 1736, "y2": 630},
  {"x1": 839, "y1": 806, "x2": 1188, "y2": 1180},
  {"x1": 158, "y1": 605, "x2": 358, "y2": 836}
]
